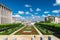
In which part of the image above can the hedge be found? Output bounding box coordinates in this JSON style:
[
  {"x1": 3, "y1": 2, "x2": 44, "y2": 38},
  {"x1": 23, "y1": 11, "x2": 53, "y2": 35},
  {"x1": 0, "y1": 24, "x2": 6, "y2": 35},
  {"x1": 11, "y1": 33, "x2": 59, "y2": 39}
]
[
  {"x1": 34, "y1": 23, "x2": 60, "y2": 33},
  {"x1": 0, "y1": 23, "x2": 24, "y2": 32}
]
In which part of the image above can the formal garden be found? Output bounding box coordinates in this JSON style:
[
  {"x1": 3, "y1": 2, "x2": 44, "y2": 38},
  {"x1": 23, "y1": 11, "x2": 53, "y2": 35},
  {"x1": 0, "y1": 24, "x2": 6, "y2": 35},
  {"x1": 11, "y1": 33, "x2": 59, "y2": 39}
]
[
  {"x1": 15, "y1": 25, "x2": 39, "y2": 35},
  {"x1": 0, "y1": 23, "x2": 24, "y2": 35}
]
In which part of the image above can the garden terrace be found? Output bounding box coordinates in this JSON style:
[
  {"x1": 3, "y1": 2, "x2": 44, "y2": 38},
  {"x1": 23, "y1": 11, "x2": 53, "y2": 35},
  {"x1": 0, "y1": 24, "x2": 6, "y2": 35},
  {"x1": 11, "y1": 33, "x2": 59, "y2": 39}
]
[
  {"x1": 34, "y1": 23, "x2": 53, "y2": 35},
  {"x1": 34, "y1": 22, "x2": 60, "y2": 38},
  {"x1": 0, "y1": 23, "x2": 24, "y2": 35}
]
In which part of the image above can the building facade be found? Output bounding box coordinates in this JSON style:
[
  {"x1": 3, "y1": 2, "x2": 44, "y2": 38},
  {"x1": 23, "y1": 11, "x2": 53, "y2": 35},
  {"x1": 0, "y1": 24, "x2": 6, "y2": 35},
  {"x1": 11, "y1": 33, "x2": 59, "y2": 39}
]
[
  {"x1": 0, "y1": 3, "x2": 12, "y2": 24},
  {"x1": 45, "y1": 16, "x2": 60, "y2": 23},
  {"x1": 45, "y1": 16, "x2": 55, "y2": 22},
  {"x1": 54, "y1": 17, "x2": 60, "y2": 23}
]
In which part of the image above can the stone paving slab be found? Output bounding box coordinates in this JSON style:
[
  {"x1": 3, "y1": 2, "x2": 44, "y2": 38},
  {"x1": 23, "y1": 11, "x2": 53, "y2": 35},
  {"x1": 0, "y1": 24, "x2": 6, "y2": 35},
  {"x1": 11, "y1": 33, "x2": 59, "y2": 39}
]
[{"x1": 0, "y1": 35, "x2": 60, "y2": 40}]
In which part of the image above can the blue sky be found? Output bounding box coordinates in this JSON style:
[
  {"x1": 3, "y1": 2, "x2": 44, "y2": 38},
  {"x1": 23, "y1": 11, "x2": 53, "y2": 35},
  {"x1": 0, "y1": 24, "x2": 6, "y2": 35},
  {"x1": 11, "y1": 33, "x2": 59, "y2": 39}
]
[{"x1": 0, "y1": 0, "x2": 60, "y2": 21}]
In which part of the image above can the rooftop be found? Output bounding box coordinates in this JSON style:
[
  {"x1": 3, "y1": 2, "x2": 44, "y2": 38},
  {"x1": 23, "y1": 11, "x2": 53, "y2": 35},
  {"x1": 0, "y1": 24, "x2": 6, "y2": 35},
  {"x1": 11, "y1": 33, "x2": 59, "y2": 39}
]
[{"x1": 0, "y1": 3, "x2": 12, "y2": 11}]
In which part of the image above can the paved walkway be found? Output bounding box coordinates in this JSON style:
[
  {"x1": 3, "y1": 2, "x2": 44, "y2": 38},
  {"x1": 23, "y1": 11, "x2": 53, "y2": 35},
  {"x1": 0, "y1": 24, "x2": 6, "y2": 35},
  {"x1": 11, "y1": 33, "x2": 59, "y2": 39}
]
[
  {"x1": 0, "y1": 35, "x2": 59, "y2": 40},
  {"x1": 10, "y1": 26, "x2": 25, "y2": 35},
  {"x1": 33, "y1": 25, "x2": 43, "y2": 36}
]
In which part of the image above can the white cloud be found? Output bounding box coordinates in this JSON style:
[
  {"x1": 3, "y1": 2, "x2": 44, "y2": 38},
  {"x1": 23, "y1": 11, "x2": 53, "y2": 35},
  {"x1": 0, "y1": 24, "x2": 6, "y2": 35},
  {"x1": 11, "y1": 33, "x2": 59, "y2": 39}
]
[
  {"x1": 18, "y1": 11, "x2": 24, "y2": 14},
  {"x1": 53, "y1": 4, "x2": 57, "y2": 6},
  {"x1": 44, "y1": 11, "x2": 49, "y2": 14},
  {"x1": 30, "y1": 8, "x2": 33, "y2": 12},
  {"x1": 25, "y1": 4, "x2": 31, "y2": 7},
  {"x1": 12, "y1": 15, "x2": 22, "y2": 17},
  {"x1": 31, "y1": 15, "x2": 35, "y2": 19},
  {"x1": 52, "y1": 10, "x2": 60, "y2": 13},
  {"x1": 53, "y1": 0, "x2": 60, "y2": 6},
  {"x1": 25, "y1": 11, "x2": 30, "y2": 14},
  {"x1": 36, "y1": 16, "x2": 40, "y2": 21},
  {"x1": 32, "y1": 16, "x2": 40, "y2": 22},
  {"x1": 36, "y1": 8, "x2": 41, "y2": 12},
  {"x1": 32, "y1": 16, "x2": 40, "y2": 19},
  {"x1": 12, "y1": 14, "x2": 26, "y2": 21},
  {"x1": 35, "y1": 16, "x2": 40, "y2": 18},
  {"x1": 35, "y1": 13, "x2": 38, "y2": 14},
  {"x1": 56, "y1": 0, "x2": 60, "y2": 4},
  {"x1": 22, "y1": 17, "x2": 25, "y2": 19},
  {"x1": 42, "y1": 14, "x2": 51, "y2": 17},
  {"x1": 42, "y1": 15, "x2": 46, "y2": 17},
  {"x1": 53, "y1": 3, "x2": 60, "y2": 6},
  {"x1": 48, "y1": 14, "x2": 51, "y2": 16},
  {"x1": 32, "y1": 16, "x2": 35, "y2": 19},
  {"x1": 31, "y1": 14, "x2": 34, "y2": 17}
]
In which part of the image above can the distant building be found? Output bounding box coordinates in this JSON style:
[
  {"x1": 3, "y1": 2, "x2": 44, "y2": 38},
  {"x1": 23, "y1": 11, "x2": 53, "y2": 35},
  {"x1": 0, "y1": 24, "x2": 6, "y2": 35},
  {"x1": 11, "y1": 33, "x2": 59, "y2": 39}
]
[
  {"x1": 45, "y1": 16, "x2": 60, "y2": 23},
  {"x1": 0, "y1": 3, "x2": 12, "y2": 24},
  {"x1": 54, "y1": 17, "x2": 60, "y2": 23},
  {"x1": 12, "y1": 17, "x2": 22, "y2": 23},
  {"x1": 12, "y1": 17, "x2": 16, "y2": 23},
  {"x1": 45, "y1": 16, "x2": 55, "y2": 22}
]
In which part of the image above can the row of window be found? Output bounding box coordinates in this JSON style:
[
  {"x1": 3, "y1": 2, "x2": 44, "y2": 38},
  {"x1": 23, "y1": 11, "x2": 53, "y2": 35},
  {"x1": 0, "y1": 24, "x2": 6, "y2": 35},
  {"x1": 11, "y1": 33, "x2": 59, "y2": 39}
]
[
  {"x1": 0, "y1": 5, "x2": 12, "y2": 18},
  {"x1": 1, "y1": 17, "x2": 11, "y2": 24}
]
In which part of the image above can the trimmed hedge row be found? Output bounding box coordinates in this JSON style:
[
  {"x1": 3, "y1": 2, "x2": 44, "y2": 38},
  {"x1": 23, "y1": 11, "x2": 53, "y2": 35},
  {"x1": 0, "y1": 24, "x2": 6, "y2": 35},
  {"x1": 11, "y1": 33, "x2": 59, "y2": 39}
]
[
  {"x1": 36, "y1": 25, "x2": 53, "y2": 35},
  {"x1": 0, "y1": 23, "x2": 24, "y2": 32},
  {"x1": 34, "y1": 22, "x2": 60, "y2": 38},
  {"x1": 40, "y1": 23, "x2": 60, "y2": 33},
  {"x1": 0, "y1": 23, "x2": 24, "y2": 35},
  {"x1": 34, "y1": 23, "x2": 60, "y2": 33}
]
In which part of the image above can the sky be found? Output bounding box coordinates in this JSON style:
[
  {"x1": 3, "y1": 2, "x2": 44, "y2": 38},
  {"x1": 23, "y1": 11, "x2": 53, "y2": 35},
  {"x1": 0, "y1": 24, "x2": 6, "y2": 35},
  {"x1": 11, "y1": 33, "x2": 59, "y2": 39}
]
[{"x1": 0, "y1": 0, "x2": 60, "y2": 21}]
